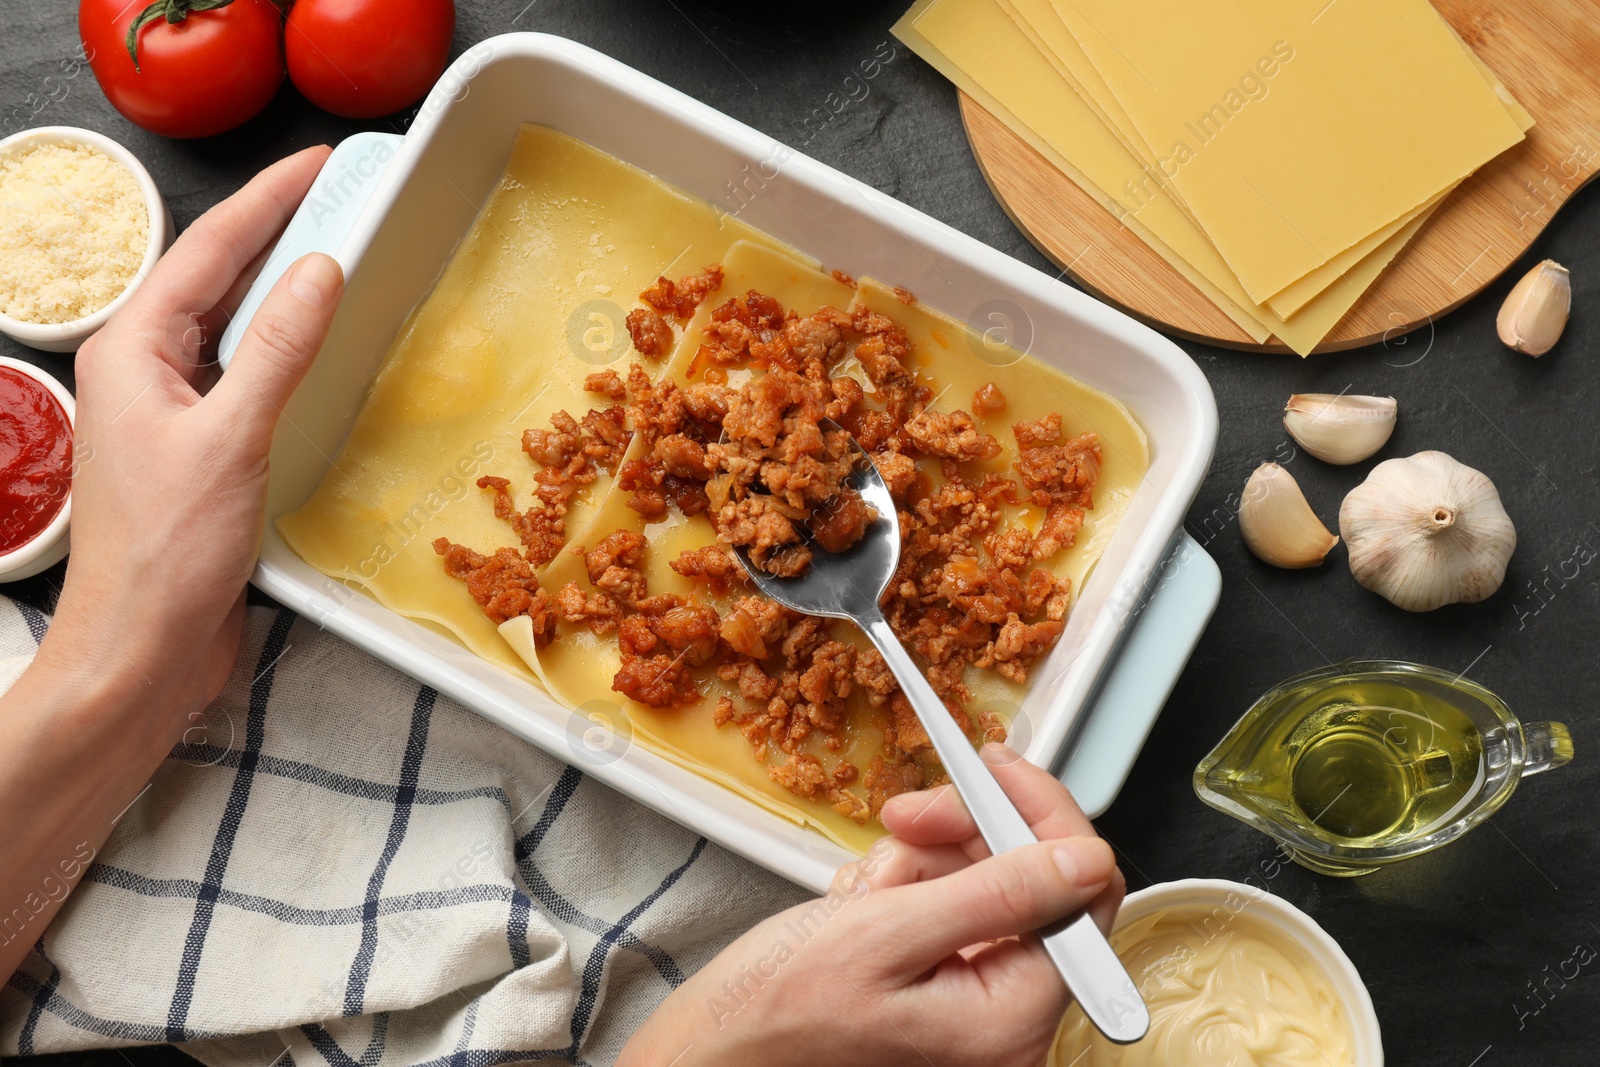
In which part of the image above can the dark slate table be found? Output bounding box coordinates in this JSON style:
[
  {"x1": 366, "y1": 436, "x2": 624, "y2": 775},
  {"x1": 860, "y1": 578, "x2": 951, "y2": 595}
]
[{"x1": 4, "y1": 1, "x2": 1596, "y2": 1064}]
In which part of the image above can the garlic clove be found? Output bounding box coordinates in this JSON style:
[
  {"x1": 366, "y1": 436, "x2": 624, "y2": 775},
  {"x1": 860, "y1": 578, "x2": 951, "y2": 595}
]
[
  {"x1": 1496, "y1": 258, "x2": 1570, "y2": 357},
  {"x1": 1283, "y1": 393, "x2": 1398, "y2": 465},
  {"x1": 1240, "y1": 462, "x2": 1339, "y2": 569},
  {"x1": 1340, "y1": 451, "x2": 1516, "y2": 612}
]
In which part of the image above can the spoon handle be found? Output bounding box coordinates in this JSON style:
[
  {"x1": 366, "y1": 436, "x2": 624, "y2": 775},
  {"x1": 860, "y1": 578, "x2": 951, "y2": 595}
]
[{"x1": 862, "y1": 614, "x2": 1150, "y2": 1045}]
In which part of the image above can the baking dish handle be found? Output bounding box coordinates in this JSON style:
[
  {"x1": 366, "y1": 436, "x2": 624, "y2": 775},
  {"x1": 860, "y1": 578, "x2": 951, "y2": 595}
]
[
  {"x1": 1061, "y1": 532, "x2": 1221, "y2": 818},
  {"x1": 216, "y1": 131, "x2": 404, "y2": 370}
]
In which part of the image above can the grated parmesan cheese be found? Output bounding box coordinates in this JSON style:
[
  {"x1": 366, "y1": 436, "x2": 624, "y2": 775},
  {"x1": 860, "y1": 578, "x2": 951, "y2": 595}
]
[{"x1": 0, "y1": 142, "x2": 149, "y2": 324}]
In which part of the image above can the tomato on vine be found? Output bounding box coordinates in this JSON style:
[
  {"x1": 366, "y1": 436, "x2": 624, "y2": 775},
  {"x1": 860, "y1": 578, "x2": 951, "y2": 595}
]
[
  {"x1": 286, "y1": 0, "x2": 455, "y2": 119},
  {"x1": 79, "y1": 0, "x2": 284, "y2": 139}
]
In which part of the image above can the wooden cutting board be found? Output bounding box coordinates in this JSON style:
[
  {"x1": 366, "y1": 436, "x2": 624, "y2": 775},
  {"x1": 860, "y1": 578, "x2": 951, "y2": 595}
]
[{"x1": 959, "y1": 1, "x2": 1600, "y2": 353}]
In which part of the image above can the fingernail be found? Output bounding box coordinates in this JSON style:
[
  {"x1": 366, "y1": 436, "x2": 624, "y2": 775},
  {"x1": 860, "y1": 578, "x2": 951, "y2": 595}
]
[
  {"x1": 981, "y1": 742, "x2": 1022, "y2": 766},
  {"x1": 882, "y1": 783, "x2": 943, "y2": 818},
  {"x1": 1053, "y1": 838, "x2": 1110, "y2": 887},
  {"x1": 880, "y1": 792, "x2": 916, "y2": 819},
  {"x1": 288, "y1": 254, "x2": 342, "y2": 308}
]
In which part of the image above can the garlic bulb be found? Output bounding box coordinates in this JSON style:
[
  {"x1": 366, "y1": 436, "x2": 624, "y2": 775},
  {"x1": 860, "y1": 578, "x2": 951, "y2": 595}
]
[
  {"x1": 1497, "y1": 259, "x2": 1570, "y2": 356},
  {"x1": 1283, "y1": 393, "x2": 1398, "y2": 465},
  {"x1": 1240, "y1": 463, "x2": 1338, "y2": 569},
  {"x1": 1340, "y1": 451, "x2": 1516, "y2": 611}
]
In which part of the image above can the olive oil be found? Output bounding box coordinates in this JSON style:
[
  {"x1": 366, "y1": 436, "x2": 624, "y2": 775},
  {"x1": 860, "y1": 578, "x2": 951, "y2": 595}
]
[
  {"x1": 1205, "y1": 670, "x2": 1486, "y2": 845},
  {"x1": 1286, "y1": 706, "x2": 1467, "y2": 841},
  {"x1": 1197, "y1": 661, "x2": 1573, "y2": 875}
]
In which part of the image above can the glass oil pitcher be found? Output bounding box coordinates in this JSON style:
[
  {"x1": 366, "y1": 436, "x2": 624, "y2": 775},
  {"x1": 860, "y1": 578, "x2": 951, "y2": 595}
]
[{"x1": 1194, "y1": 660, "x2": 1573, "y2": 876}]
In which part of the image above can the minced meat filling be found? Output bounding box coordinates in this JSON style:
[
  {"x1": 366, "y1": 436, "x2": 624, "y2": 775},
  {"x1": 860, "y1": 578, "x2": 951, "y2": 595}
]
[{"x1": 435, "y1": 274, "x2": 1101, "y2": 827}]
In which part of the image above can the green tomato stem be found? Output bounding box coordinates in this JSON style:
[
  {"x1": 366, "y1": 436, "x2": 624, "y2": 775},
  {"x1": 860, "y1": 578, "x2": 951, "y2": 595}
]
[{"x1": 124, "y1": 0, "x2": 238, "y2": 72}]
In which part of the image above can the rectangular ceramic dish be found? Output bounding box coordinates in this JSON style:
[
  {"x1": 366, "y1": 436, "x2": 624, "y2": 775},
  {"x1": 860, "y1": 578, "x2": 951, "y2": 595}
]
[{"x1": 217, "y1": 33, "x2": 1219, "y2": 892}]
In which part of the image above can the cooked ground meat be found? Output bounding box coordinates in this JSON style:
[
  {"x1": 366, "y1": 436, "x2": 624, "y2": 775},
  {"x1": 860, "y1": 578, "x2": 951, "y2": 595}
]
[
  {"x1": 1033, "y1": 502, "x2": 1086, "y2": 561},
  {"x1": 580, "y1": 406, "x2": 632, "y2": 473},
  {"x1": 612, "y1": 651, "x2": 701, "y2": 708},
  {"x1": 635, "y1": 594, "x2": 721, "y2": 666},
  {"x1": 655, "y1": 433, "x2": 711, "y2": 479},
  {"x1": 626, "y1": 307, "x2": 674, "y2": 359},
  {"x1": 476, "y1": 475, "x2": 568, "y2": 568},
  {"x1": 768, "y1": 752, "x2": 831, "y2": 799},
  {"x1": 1015, "y1": 415, "x2": 1101, "y2": 507},
  {"x1": 642, "y1": 264, "x2": 726, "y2": 320},
  {"x1": 972, "y1": 382, "x2": 1007, "y2": 417},
  {"x1": 714, "y1": 494, "x2": 812, "y2": 576},
  {"x1": 903, "y1": 408, "x2": 1002, "y2": 462},
  {"x1": 809, "y1": 487, "x2": 874, "y2": 554},
  {"x1": 669, "y1": 544, "x2": 746, "y2": 595},
  {"x1": 626, "y1": 265, "x2": 728, "y2": 361},
  {"x1": 555, "y1": 582, "x2": 625, "y2": 634},
  {"x1": 680, "y1": 381, "x2": 733, "y2": 423},
  {"x1": 852, "y1": 649, "x2": 898, "y2": 706},
  {"x1": 586, "y1": 530, "x2": 649, "y2": 607},
  {"x1": 978, "y1": 614, "x2": 1066, "y2": 684},
  {"x1": 433, "y1": 538, "x2": 557, "y2": 641},
  {"x1": 624, "y1": 362, "x2": 690, "y2": 448},
  {"x1": 521, "y1": 410, "x2": 585, "y2": 471},
  {"x1": 708, "y1": 363, "x2": 879, "y2": 576},
  {"x1": 873, "y1": 450, "x2": 918, "y2": 500},
  {"x1": 618, "y1": 450, "x2": 710, "y2": 522},
  {"x1": 718, "y1": 595, "x2": 791, "y2": 659},
  {"x1": 437, "y1": 281, "x2": 1102, "y2": 831},
  {"x1": 585, "y1": 369, "x2": 627, "y2": 400}
]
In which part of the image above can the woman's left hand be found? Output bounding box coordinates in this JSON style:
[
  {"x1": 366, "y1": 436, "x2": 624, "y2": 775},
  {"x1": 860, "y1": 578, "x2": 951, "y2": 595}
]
[{"x1": 47, "y1": 146, "x2": 343, "y2": 726}]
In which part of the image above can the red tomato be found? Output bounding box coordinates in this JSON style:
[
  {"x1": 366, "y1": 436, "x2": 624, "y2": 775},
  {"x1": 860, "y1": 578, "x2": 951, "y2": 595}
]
[
  {"x1": 286, "y1": 0, "x2": 455, "y2": 119},
  {"x1": 79, "y1": 0, "x2": 284, "y2": 139}
]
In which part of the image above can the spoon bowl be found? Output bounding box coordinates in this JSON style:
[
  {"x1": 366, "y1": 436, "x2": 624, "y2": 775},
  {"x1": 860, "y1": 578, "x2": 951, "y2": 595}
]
[{"x1": 732, "y1": 428, "x2": 899, "y2": 621}]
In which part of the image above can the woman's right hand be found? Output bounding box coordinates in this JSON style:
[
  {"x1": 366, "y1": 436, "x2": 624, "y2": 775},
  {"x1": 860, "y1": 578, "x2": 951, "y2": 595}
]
[{"x1": 618, "y1": 745, "x2": 1125, "y2": 1066}]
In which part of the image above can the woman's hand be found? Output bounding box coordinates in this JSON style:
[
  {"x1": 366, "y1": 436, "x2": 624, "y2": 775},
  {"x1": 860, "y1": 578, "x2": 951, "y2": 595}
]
[
  {"x1": 0, "y1": 148, "x2": 343, "y2": 984},
  {"x1": 618, "y1": 746, "x2": 1126, "y2": 1067},
  {"x1": 46, "y1": 145, "x2": 342, "y2": 725}
]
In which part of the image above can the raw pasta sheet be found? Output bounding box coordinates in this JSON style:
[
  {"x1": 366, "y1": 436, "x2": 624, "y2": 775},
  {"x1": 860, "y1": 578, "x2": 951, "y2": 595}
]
[
  {"x1": 1045, "y1": 0, "x2": 1526, "y2": 301},
  {"x1": 893, "y1": 0, "x2": 1528, "y2": 353}
]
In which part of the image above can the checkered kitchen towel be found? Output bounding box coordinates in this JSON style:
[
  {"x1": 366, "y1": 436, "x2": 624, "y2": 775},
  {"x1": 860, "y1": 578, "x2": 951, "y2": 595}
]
[{"x1": 0, "y1": 596, "x2": 809, "y2": 1067}]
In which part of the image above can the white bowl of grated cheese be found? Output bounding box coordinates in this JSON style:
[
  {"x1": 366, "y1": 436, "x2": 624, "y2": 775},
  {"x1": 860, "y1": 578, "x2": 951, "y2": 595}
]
[{"x1": 0, "y1": 126, "x2": 173, "y2": 353}]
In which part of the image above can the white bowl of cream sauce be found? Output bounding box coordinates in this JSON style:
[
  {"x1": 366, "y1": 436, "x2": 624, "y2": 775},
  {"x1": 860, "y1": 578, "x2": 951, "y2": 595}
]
[{"x1": 1051, "y1": 878, "x2": 1383, "y2": 1066}]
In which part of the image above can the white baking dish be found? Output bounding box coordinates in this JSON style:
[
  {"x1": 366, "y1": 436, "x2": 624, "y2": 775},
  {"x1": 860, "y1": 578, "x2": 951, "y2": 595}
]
[{"x1": 218, "y1": 33, "x2": 1219, "y2": 892}]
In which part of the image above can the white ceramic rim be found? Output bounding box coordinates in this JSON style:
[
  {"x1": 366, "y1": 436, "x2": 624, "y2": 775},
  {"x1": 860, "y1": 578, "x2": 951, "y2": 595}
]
[
  {"x1": 0, "y1": 125, "x2": 168, "y2": 345},
  {"x1": 1101, "y1": 878, "x2": 1385, "y2": 1063},
  {"x1": 0, "y1": 356, "x2": 74, "y2": 576}
]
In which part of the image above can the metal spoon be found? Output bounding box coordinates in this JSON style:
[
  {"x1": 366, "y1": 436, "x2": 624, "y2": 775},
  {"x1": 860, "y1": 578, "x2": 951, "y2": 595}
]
[{"x1": 727, "y1": 422, "x2": 1150, "y2": 1044}]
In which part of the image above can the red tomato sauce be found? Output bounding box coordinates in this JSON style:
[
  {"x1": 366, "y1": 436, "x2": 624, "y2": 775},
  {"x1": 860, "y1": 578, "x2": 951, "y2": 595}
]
[{"x1": 0, "y1": 367, "x2": 73, "y2": 555}]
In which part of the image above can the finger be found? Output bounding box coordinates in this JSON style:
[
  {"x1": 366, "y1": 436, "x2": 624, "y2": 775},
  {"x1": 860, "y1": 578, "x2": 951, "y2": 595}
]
[
  {"x1": 957, "y1": 870, "x2": 1128, "y2": 1002},
  {"x1": 880, "y1": 744, "x2": 1095, "y2": 854},
  {"x1": 878, "y1": 836, "x2": 1115, "y2": 962},
  {"x1": 1087, "y1": 867, "x2": 1126, "y2": 936},
  {"x1": 183, "y1": 236, "x2": 288, "y2": 396},
  {"x1": 962, "y1": 937, "x2": 1072, "y2": 1021},
  {"x1": 206, "y1": 252, "x2": 344, "y2": 439},
  {"x1": 831, "y1": 838, "x2": 972, "y2": 896},
  {"x1": 123, "y1": 147, "x2": 332, "y2": 380},
  {"x1": 138, "y1": 146, "x2": 331, "y2": 314}
]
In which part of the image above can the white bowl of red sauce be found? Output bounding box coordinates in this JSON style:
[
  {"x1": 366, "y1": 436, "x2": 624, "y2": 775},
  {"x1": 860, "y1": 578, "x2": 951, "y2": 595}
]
[{"x1": 0, "y1": 357, "x2": 74, "y2": 580}]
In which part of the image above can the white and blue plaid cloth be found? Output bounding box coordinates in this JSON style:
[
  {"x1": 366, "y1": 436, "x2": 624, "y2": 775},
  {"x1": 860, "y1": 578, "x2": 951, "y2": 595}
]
[{"x1": 0, "y1": 595, "x2": 808, "y2": 1067}]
